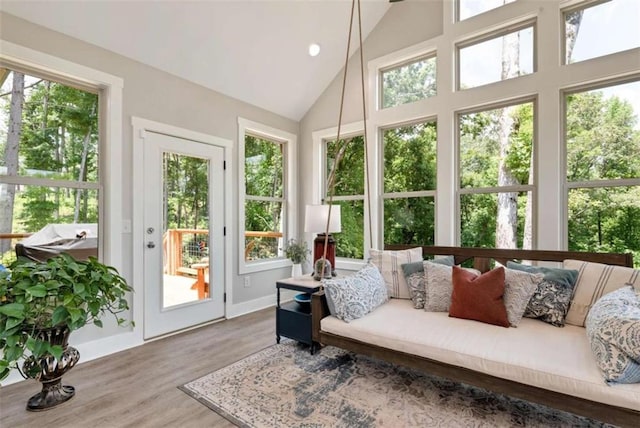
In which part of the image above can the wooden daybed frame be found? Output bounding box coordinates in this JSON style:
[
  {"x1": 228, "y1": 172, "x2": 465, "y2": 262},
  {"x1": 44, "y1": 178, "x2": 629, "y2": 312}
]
[{"x1": 311, "y1": 246, "x2": 639, "y2": 427}]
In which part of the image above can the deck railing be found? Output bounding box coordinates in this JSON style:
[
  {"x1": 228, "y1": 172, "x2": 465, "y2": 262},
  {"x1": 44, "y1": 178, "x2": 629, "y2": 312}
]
[{"x1": 163, "y1": 228, "x2": 283, "y2": 275}]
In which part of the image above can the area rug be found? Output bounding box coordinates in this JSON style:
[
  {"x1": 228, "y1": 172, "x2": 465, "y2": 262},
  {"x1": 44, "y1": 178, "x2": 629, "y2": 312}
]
[{"x1": 180, "y1": 341, "x2": 612, "y2": 427}]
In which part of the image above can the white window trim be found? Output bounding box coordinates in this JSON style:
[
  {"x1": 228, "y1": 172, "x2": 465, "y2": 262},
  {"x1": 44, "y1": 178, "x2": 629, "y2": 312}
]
[
  {"x1": 238, "y1": 117, "x2": 297, "y2": 274},
  {"x1": 312, "y1": 122, "x2": 368, "y2": 271},
  {"x1": 0, "y1": 40, "x2": 124, "y2": 273}
]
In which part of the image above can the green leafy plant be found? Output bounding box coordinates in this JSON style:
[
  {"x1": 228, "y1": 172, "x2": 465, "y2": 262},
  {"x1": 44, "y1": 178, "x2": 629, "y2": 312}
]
[
  {"x1": 283, "y1": 239, "x2": 309, "y2": 264},
  {"x1": 0, "y1": 253, "x2": 133, "y2": 381}
]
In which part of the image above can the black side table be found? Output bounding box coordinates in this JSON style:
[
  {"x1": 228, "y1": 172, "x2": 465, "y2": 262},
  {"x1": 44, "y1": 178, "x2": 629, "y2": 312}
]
[{"x1": 276, "y1": 276, "x2": 322, "y2": 354}]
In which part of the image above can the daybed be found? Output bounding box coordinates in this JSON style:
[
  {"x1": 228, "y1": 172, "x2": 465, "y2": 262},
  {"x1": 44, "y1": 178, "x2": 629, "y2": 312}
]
[{"x1": 311, "y1": 246, "x2": 640, "y2": 427}]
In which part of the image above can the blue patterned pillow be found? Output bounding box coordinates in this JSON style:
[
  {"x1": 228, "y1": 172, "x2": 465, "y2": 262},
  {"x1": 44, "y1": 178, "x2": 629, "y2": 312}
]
[
  {"x1": 507, "y1": 261, "x2": 578, "y2": 327},
  {"x1": 322, "y1": 263, "x2": 389, "y2": 323},
  {"x1": 585, "y1": 286, "x2": 640, "y2": 384}
]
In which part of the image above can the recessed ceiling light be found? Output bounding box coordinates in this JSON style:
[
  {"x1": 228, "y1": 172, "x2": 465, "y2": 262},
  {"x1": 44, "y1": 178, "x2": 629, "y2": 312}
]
[{"x1": 308, "y1": 43, "x2": 321, "y2": 57}]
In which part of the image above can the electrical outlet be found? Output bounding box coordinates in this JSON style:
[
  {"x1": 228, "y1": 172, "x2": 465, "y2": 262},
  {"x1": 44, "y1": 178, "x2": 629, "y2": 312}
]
[{"x1": 244, "y1": 277, "x2": 251, "y2": 288}]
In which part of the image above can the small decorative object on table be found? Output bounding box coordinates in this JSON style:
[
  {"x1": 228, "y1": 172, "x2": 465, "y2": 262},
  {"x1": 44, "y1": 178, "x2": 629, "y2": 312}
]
[
  {"x1": 283, "y1": 239, "x2": 309, "y2": 278},
  {"x1": 313, "y1": 258, "x2": 332, "y2": 280}
]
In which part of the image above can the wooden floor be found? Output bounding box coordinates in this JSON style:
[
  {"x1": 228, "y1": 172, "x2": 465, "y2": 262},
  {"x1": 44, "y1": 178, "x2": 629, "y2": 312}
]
[{"x1": 0, "y1": 308, "x2": 275, "y2": 427}]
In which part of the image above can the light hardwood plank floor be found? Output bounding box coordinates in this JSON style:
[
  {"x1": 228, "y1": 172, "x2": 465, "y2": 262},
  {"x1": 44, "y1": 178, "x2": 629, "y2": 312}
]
[{"x1": 0, "y1": 308, "x2": 275, "y2": 427}]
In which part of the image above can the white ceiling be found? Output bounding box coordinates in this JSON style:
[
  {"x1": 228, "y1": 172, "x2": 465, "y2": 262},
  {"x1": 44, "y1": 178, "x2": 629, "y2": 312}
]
[{"x1": 1, "y1": 0, "x2": 392, "y2": 121}]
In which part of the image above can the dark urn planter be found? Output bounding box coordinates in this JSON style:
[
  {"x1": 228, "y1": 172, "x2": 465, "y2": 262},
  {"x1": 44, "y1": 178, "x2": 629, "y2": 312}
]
[{"x1": 21, "y1": 326, "x2": 80, "y2": 411}]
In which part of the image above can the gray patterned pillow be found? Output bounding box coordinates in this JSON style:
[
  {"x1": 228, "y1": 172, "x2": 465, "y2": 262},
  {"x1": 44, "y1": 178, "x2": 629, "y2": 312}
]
[
  {"x1": 585, "y1": 286, "x2": 640, "y2": 384},
  {"x1": 503, "y1": 268, "x2": 543, "y2": 327},
  {"x1": 423, "y1": 262, "x2": 480, "y2": 312},
  {"x1": 507, "y1": 261, "x2": 578, "y2": 327},
  {"x1": 322, "y1": 263, "x2": 389, "y2": 323},
  {"x1": 402, "y1": 256, "x2": 454, "y2": 309}
]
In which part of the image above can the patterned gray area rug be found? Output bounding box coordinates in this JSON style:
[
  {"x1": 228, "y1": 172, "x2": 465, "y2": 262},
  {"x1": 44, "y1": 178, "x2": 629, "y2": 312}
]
[{"x1": 180, "y1": 341, "x2": 612, "y2": 428}]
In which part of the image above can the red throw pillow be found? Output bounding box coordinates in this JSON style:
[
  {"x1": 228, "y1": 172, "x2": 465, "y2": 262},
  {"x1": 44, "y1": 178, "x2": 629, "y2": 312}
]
[{"x1": 449, "y1": 266, "x2": 509, "y2": 327}]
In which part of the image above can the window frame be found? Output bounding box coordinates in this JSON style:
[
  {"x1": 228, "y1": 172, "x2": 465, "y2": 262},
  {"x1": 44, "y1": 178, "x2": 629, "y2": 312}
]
[
  {"x1": 0, "y1": 41, "x2": 123, "y2": 272},
  {"x1": 238, "y1": 117, "x2": 297, "y2": 274}
]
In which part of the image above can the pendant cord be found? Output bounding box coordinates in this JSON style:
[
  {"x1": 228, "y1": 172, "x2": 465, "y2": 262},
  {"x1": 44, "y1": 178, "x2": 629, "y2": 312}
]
[{"x1": 321, "y1": 0, "x2": 370, "y2": 276}]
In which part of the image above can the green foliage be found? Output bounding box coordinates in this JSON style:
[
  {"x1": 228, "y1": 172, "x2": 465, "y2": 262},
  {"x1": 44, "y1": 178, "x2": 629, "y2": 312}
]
[
  {"x1": 283, "y1": 239, "x2": 309, "y2": 264},
  {"x1": 0, "y1": 254, "x2": 133, "y2": 381},
  {"x1": 164, "y1": 153, "x2": 209, "y2": 230}
]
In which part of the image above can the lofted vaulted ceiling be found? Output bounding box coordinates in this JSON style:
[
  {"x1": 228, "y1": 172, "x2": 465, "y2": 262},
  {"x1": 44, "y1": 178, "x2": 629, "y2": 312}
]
[{"x1": 0, "y1": 0, "x2": 393, "y2": 121}]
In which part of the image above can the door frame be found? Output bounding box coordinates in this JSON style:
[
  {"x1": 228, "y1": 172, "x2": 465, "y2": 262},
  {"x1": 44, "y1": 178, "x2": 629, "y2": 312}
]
[{"x1": 131, "y1": 117, "x2": 233, "y2": 341}]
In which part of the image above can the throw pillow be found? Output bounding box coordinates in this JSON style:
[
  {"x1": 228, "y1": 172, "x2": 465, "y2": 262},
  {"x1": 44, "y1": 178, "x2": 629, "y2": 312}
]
[
  {"x1": 401, "y1": 256, "x2": 455, "y2": 309},
  {"x1": 585, "y1": 285, "x2": 640, "y2": 384},
  {"x1": 563, "y1": 260, "x2": 640, "y2": 327},
  {"x1": 449, "y1": 266, "x2": 510, "y2": 327},
  {"x1": 507, "y1": 261, "x2": 578, "y2": 327},
  {"x1": 423, "y1": 261, "x2": 481, "y2": 312},
  {"x1": 369, "y1": 247, "x2": 422, "y2": 299},
  {"x1": 322, "y1": 263, "x2": 389, "y2": 323},
  {"x1": 503, "y1": 268, "x2": 544, "y2": 327}
]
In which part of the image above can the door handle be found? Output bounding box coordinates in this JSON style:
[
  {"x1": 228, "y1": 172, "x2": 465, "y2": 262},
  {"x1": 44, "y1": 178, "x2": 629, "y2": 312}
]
[{"x1": 147, "y1": 241, "x2": 156, "y2": 249}]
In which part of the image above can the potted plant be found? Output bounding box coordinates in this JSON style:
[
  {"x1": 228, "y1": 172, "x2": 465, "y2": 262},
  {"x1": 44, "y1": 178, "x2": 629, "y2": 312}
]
[
  {"x1": 0, "y1": 253, "x2": 133, "y2": 410},
  {"x1": 283, "y1": 239, "x2": 309, "y2": 277}
]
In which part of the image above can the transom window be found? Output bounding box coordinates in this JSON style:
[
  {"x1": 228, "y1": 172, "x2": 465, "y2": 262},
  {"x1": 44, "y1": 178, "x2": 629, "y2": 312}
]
[
  {"x1": 457, "y1": 0, "x2": 516, "y2": 21},
  {"x1": 458, "y1": 23, "x2": 535, "y2": 90},
  {"x1": 381, "y1": 55, "x2": 436, "y2": 109},
  {"x1": 563, "y1": 0, "x2": 640, "y2": 65}
]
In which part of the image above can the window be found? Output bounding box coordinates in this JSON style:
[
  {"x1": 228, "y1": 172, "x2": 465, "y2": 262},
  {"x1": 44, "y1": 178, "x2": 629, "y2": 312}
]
[
  {"x1": 457, "y1": 0, "x2": 516, "y2": 21},
  {"x1": 238, "y1": 118, "x2": 296, "y2": 273},
  {"x1": 565, "y1": 79, "x2": 640, "y2": 260},
  {"x1": 564, "y1": 0, "x2": 640, "y2": 64},
  {"x1": 381, "y1": 55, "x2": 436, "y2": 109},
  {"x1": 324, "y1": 135, "x2": 365, "y2": 259},
  {"x1": 458, "y1": 100, "x2": 535, "y2": 249},
  {"x1": 0, "y1": 68, "x2": 100, "y2": 265},
  {"x1": 382, "y1": 120, "x2": 437, "y2": 246},
  {"x1": 458, "y1": 23, "x2": 535, "y2": 90}
]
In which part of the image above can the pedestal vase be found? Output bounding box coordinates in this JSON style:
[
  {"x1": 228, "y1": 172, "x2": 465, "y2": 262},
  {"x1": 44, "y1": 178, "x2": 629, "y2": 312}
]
[{"x1": 21, "y1": 326, "x2": 80, "y2": 411}]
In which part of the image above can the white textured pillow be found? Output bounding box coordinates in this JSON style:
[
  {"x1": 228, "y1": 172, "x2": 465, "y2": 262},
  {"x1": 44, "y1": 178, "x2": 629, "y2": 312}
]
[
  {"x1": 369, "y1": 247, "x2": 422, "y2": 299},
  {"x1": 322, "y1": 263, "x2": 389, "y2": 323},
  {"x1": 585, "y1": 286, "x2": 640, "y2": 384},
  {"x1": 563, "y1": 260, "x2": 640, "y2": 327},
  {"x1": 423, "y1": 262, "x2": 480, "y2": 312},
  {"x1": 503, "y1": 268, "x2": 543, "y2": 327}
]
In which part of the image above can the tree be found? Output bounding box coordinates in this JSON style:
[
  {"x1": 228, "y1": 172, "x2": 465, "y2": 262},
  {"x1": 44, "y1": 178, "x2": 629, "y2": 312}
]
[{"x1": 0, "y1": 71, "x2": 24, "y2": 254}]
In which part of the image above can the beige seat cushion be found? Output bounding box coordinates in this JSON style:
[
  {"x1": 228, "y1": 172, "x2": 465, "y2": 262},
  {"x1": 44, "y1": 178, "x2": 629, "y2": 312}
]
[
  {"x1": 321, "y1": 299, "x2": 640, "y2": 411},
  {"x1": 563, "y1": 260, "x2": 640, "y2": 327}
]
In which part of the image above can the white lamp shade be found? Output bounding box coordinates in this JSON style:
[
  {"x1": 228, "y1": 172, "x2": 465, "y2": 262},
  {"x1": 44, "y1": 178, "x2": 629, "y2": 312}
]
[{"x1": 304, "y1": 204, "x2": 341, "y2": 233}]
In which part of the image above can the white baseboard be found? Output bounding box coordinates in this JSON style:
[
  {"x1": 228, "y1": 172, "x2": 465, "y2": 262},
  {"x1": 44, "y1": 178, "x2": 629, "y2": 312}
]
[
  {"x1": 226, "y1": 290, "x2": 296, "y2": 319},
  {"x1": 1, "y1": 331, "x2": 142, "y2": 387}
]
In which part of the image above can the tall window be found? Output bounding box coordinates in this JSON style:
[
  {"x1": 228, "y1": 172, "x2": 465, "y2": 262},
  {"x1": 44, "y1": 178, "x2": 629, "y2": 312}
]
[
  {"x1": 383, "y1": 120, "x2": 437, "y2": 246},
  {"x1": 324, "y1": 135, "x2": 365, "y2": 259},
  {"x1": 243, "y1": 134, "x2": 284, "y2": 261},
  {"x1": 565, "y1": 79, "x2": 640, "y2": 260},
  {"x1": 238, "y1": 118, "x2": 296, "y2": 273},
  {"x1": 0, "y1": 68, "x2": 100, "y2": 265},
  {"x1": 458, "y1": 100, "x2": 535, "y2": 249}
]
